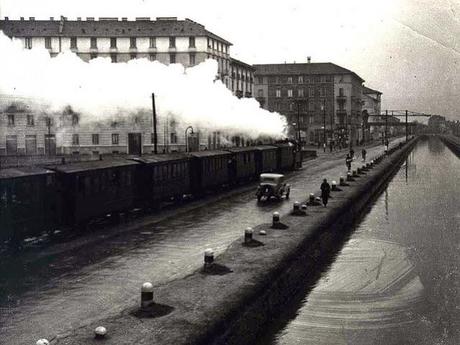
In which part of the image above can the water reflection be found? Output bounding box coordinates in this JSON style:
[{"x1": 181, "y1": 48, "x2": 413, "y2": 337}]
[{"x1": 263, "y1": 137, "x2": 460, "y2": 345}]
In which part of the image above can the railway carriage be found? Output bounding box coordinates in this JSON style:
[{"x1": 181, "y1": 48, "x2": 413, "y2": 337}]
[
  {"x1": 132, "y1": 153, "x2": 191, "y2": 206},
  {"x1": 254, "y1": 145, "x2": 278, "y2": 175},
  {"x1": 226, "y1": 147, "x2": 257, "y2": 183},
  {"x1": 48, "y1": 159, "x2": 140, "y2": 227},
  {"x1": 0, "y1": 167, "x2": 58, "y2": 241},
  {"x1": 189, "y1": 150, "x2": 232, "y2": 194},
  {"x1": 274, "y1": 143, "x2": 296, "y2": 171}
]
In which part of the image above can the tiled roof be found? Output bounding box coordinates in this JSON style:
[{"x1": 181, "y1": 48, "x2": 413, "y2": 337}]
[
  {"x1": 230, "y1": 58, "x2": 255, "y2": 71},
  {"x1": 253, "y1": 62, "x2": 364, "y2": 82},
  {"x1": 362, "y1": 85, "x2": 382, "y2": 95},
  {"x1": 0, "y1": 18, "x2": 232, "y2": 44}
]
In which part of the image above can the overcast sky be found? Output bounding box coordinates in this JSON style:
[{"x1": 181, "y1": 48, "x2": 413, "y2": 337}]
[{"x1": 1, "y1": 0, "x2": 459, "y2": 121}]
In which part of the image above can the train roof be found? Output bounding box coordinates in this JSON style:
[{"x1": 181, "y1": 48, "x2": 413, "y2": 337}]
[
  {"x1": 0, "y1": 166, "x2": 54, "y2": 179},
  {"x1": 272, "y1": 142, "x2": 295, "y2": 148},
  {"x1": 253, "y1": 145, "x2": 278, "y2": 151},
  {"x1": 188, "y1": 150, "x2": 231, "y2": 158},
  {"x1": 46, "y1": 158, "x2": 139, "y2": 173},
  {"x1": 130, "y1": 153, "x2": 190, "y2": 164},
  {"x1": 226, "y1": 147, "x2": 258, "y2": 153}
]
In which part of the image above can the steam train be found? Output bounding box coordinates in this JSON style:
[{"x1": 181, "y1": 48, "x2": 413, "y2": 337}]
[{"x1": 0, "y1": 143, "x2": 301, "y2": 243}]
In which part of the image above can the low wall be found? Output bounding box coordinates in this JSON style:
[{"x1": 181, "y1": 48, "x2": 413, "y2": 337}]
[
  {"x1": 55, "y1": 137, "x2": 418, "y2": 345},
  {"x1": 439, "y1": 134, "x2": 460, "y2": 157}
]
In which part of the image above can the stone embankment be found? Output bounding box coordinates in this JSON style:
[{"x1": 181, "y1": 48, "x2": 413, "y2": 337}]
[
  {"x1": 53, "y1": 138, "x2": 418, "y2": 345},
  {"x1": 439, "y1": 134, "x2": 460, "y2": 157}
]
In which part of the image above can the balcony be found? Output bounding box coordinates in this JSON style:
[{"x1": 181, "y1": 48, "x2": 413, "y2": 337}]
[{"x1": 336, "y1": 95, "x2": 346, "y2": 103}]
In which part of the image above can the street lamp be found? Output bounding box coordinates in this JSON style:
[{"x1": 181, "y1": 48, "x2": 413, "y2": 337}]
[
  {"x1": 321, "y1": 99, "x2": 326, "y2": 152},
  {"x1": 185, "y1": 126, "x2": 194, "y2": 152},
  {"x1": 293, "y1": 99, "x2": 306, "y2": 149}
]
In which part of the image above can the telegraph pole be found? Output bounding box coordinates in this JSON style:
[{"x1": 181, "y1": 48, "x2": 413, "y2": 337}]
[
  {"x1": 405, "y1": 109, "x2": 408, "y2": 142},
  {"x1": 152, "y1": 93, "x2": 158, "y2": 154}
]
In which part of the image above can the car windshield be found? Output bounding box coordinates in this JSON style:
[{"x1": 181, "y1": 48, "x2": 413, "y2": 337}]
[{"x1": 261, "y1": 176, "x2": 280, "y2": 183}]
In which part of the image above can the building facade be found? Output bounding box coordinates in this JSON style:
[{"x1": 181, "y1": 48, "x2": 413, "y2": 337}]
[
  {"x1": 0, "y1": 16, "x2": 233, "y2": 86},
  {"x1": 254, "y1": 62, "x2": 365, "y2": 147},
  {"x1": 229, "y1": 58, "x2": 255, "y2": 98},
  {"x1": 361, "y1": 86, "x2": 382, "y2": 141}
]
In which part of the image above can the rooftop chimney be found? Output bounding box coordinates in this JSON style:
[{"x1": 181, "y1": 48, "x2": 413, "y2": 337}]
[
  {"x1": 29, "y1": 17, "x2": 35, "y2": 21},
  {"x1": 307, "y1": 56, "x2": 311, "y2": 63},
  {"x1": 87, "y1": 17, "x2": 95, "y2": 21},
  {"x1": 135, "y1": 17, "x2": 150, "y2": 21},
  {"x1": 77, "y1": 17, "x2": 82, "y2": 21},
  {"x1": 4, "y1": 17, "x2": 9, "y2": 20},
  {"x1": 20, "y1": 17, "x2": 24, "y2": 21},
  {"x1": 50, "y1": 17, "x2": 54, "y2": 21},
  {"x1": 121, "y1": 17, "x2": 128, "y2": 21}
]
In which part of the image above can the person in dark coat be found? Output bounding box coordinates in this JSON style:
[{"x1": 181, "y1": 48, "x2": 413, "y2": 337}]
[
  {"x1": 361, "y1": 148, "x2": 367, "y2": 162},
  {"x1": 346, "y1": 154, "x2": 352, "y2": 172},
  {"x1": 320, "y1": 179, "x2": 331, "y2": 207}
]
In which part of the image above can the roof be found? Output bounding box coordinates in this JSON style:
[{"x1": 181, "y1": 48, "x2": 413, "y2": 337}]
[
  {"x1": 47, "y1": 158, "x2": 139, "y2": 173},
  {"x1": 253, "y1": 62, "x2": 364, "y2": 83},
  {"x1": 230, "y1": 58, "x2": 256, "y2": 71},
  {"x1": 253, "y1": 145, "x2": 278, "y2": 151},
  {"x1": 0, "y1": 18, "x2": 232, "y2": 44},
  {"x1": 0, "y1": 166, "x2": 54, "y2": 179},
  {"x1": 363, "y1": 86, "x2": 382, "y2": 95},
  {"x1": 226, "y1": 147, "x2": 258, "y2": 153},
  {"x1": 188, "y1": 150, "x2": 231, "y2": 158},
  {"x1": 260, "y1": 173, "x2": 284, "y2": 179},
  {"x1": 131, "y1": 153, "x2": 190, "y2": 164}
]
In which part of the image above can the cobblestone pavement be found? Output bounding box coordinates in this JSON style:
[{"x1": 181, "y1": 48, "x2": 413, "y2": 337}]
[{"x1": 0, "y1": 139, "x2": 405, "y2": 344}]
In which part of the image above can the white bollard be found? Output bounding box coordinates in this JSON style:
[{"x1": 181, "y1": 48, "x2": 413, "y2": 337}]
[
  {"x1": 259, "y1": 230, "x2": 267, "y2": 236},
  {"x1": 244, "y1": 227, "x2": 253, "y2": 243},
  {"x1": 204, "y1": 248, "x2": 214, "y2": 265},
  {"x1": 272, "y1": 212, "x2": 280, "y2": 226},
  {"x1": 36, "y1": 340, "x2": 50, "y2": 345},
  {"x1": 94, "y1": 326, "x2": 107, "y2": 339},
  {"x1": 141, "y1": 282, "x2": 154, "y2": 308}
]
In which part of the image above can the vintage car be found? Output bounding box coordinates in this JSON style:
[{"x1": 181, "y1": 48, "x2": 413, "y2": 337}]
[{"x1": 256, "y1": 173, "x2": 290, "y2": 201}]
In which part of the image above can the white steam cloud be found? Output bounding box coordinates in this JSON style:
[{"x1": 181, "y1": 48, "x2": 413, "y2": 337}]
[{"x1": 0, "y1": 31, "x2": 287, "y2": 139}]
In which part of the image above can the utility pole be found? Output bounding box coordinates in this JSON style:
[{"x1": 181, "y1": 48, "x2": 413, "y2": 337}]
[
  {"x1": 296, "y1": 101, "x2": 301, "y2": 145},
  {"x1": 152, "y1": 93, "x2": 158, "y2": 154},
  {"x1": 322, "y1": 99, "x2": 326, "y2": 152},
  {"x1": 385, "y1": 109, "x2": 388, "y2": 144},
  {"x1": 405, "y1": 109, "x2": 408, "y2": 142}
]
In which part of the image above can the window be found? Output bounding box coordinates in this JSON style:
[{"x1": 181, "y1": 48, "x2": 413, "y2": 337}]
[
  {"x1": 45, "y1": 37, "x2": 52, "y2": 49},
  {"x1": 170, "y1": 53, "x2": 176, "y2": 64},
  {"x1": 90, "y1": 53, "x2": 97, "y2": 59},
  {"x1": 287, "y1": 89, "x2": 293, "y2": 98},
  {"x1": 70, "y1": 37, "x2": 77, "y2": 49},
  {"x1": 189, "y1": 53, "x2": 196, "y2": 65},
  {"x1": 298, "y1": 76, "x2": 303, "y2": 84},
  {"x1": 92, "y1": 134, "x2": 99, "y2": 145},
  {"x1": 207, "y1": 37, "x2": 211, "y2": 48},
  {"x1": 112, "y1": 133, "x2": 119, "y2": 145},
  {"x1": 170, "y1": 132, "x2": 177, "y2": 144},
  {"x1": 309, "y1": 87, "x2": 314, "y2": 97},
  {"x1": 7, "y1": 114, "x2": 15, "y2": 126},
  {"x1": 149, "y1": 37, "x2": 156, "y2": 48},
  {"x1": 130, "y1": 53, "x2": 137, "y2": 60},
  {"x1": 298, "y1": 89, "x2": 304, "y2": 97},
  {"x1": 189, "y1": 36, "x2": 195, "y2": 48},
  {"x1": 110, "y1": 53, "x2": 117, "y2": 63},
  {"x1": 25, "y1": 37, "x2": 32, "y2": 49},
  {"x1": 110, "y1": 37, "x2": 117, "y2": 48},
  {"x1": 339, "y1": 88, "x2": 344, "y2": 96},
  {"x1": 90, "y1": 37, "x2": 97, "y2": 49},
  {"x1": 169, "y1": 37, "x2": 176, "y2": 48},
  {"x1": 276, "y1": 89, "x2": 281, "y2": 98},
  {"x1": 72, "y1": 134, "x2": 79, "y2": 145},
  {"x1": 308, "y1": 100, "x2": 315, "y2": 111},
  {"x1": 149, "y1": 53, "x2": 156, "y2": 61},
  {"x1": 27, "y1": 115, "x2": 34, "y2": 126},
  {"x1": 287, "y1": 77, "x2": 293, "y2": 84},
  {"x1": 257, "y1": 89, "x2": 263, "y2": 97},
  {"x1": 130, "y1": 37, "x2": 136, "y2": 48},
  {"x1": 257, "y1": 77, "x2": 263, "y2": 84}
]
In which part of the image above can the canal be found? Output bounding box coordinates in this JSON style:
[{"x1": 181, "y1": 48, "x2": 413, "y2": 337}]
[{"x1": 258, "y1": 136, "x2": 459, "y2": 345}]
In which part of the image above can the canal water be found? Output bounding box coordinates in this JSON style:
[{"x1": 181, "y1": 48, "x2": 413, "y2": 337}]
[{"x1": 259, "y1": 137, "x2": 459, "y2": 345}]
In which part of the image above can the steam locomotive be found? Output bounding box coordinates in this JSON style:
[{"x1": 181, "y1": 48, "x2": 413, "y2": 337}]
[{"x1": 0, "y1": 143, "x2": 301, "y2": 243}]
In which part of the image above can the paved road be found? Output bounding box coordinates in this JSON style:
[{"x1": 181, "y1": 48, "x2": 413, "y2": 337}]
[{"x1": 0, "y1": 139, "x2": 404, "y2": 344}]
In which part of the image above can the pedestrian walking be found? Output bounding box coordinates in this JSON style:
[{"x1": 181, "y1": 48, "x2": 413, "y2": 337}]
[
  {"x1": 361, "y1": 148, "x2": 367, "y2": 162},
  {"x1": 346, "y1": 154, "x2": 352, "y2": 172},
  {"x1": 320, "y1": 179, "x2": 331, "y2": 207},
  {"x1": 329, "y1": 141, "x2": 333, "y2": 153},
  {"x1": 350, "y1": 148, "x2": 355, "y2": 159}
]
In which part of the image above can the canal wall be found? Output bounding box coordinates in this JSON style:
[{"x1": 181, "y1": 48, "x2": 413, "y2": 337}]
[
  {"x1": 55, "y1": 138, "x2": 418, "y2": 345},
  {"x1": 439, "y1": 134, "x2": 460, "y2": 157}
]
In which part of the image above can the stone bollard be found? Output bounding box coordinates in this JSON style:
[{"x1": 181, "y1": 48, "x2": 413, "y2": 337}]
[
  {"x1": 94, "y1": 326, "x2": 107, "y2": 340},
  {"x1": 36, "y1": 340, "x2": 50, "y2": 345},
  {"x1": 371, "y1": 160, "x2": 374, "y2": 166},
  {"x1": 361, "y1": 164, "x2": 367, "y2": 171},
  {"x1": 293, "y1": 201, "x2": 300, "y2": 212},
  {"x1": 204, "y1": 248, "x2": 214, "y2": 267},
  {"x1": 347, "y1": 172, "x2": 354, "y2": 181},
  {"x1": 331, "y1": 181, "x2": 338, "y2": 190},
  {"x1": 301, "y1": 204, "x2": 308, "y2": 213},
  {"x1": 141, "y1": 282, "x2": 154, "y2": 309},
  {"x1": 339, "y1": 176, "x2": 346, "y2": 186},
  {"x1": 352, "y1": 170, "x2": 358, "y2": 177},
  {"x1": 272, "y1": 212, "x2": 280, "y2": 227},
  {"x1": 309, "y1": 193, "x2": 315, "y2": 203},
  {"x1": 244, "y1": 227, "x2": 253, "y2": 244}
]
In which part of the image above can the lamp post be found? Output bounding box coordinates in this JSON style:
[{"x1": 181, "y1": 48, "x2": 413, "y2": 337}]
[
  {"x1": 185, "y1": 126, "x2": 194, "y2": 152},
  {"x1": 293, "y1": 99, "x2": 305, "y2": 149},
  {"x1": 321, "y1": 99, "x2": 326, "y2": 152}
]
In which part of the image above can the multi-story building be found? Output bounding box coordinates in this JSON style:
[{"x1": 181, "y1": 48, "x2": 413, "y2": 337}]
[
  {"x1": 254, "y1": 61, "x2": 365, "y2": 147},
  {"x1": 428, "y1": 115, "x2": 447, "y2": 134},
  {"x1": 229, "y1": 58, "x2": 255, "y2": 98},
  {"x1": 0, "y1": 16, "x2": 233, "y2": 86},
  {"x1": 362, "y1": 86, "x2": 382, "y2": 141}
]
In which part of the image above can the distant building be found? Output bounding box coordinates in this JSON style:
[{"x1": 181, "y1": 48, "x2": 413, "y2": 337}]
[
  {"x1": 254, "y1": 61, "x2": 365, "y2": 146},
  {"x1": 361, "y1": 86, "x2": 382, "y2": 141},
  {"x1": 0, "y1": 16, "x2": 234, "y2": 86},
  {"x1": 428, "y1": 115, "x2": 447, "y2": 134},
  {"x1": 229, "y1": 58, "x2": 255, "y2": 98}
]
